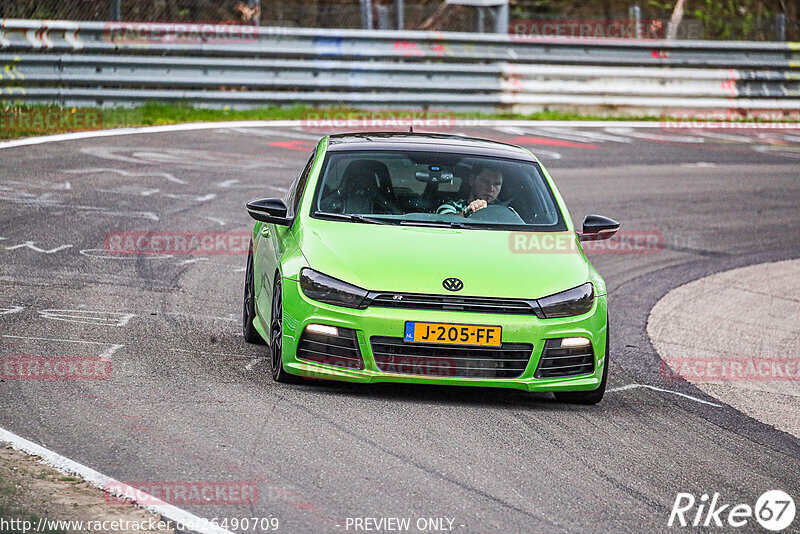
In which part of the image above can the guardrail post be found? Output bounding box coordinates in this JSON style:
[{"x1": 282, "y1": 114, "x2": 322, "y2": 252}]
[
  {"x1": 775, "y1": 13, "x2": 786, "y2": 41},
  {"x1": 629, "y1": 5, "x2": 642, "y2": 38},
  {"x1": 110, "y1": 0, "x2": 121, "y2": 21},
  {"x1": 397, "y1": 0, "x2": 404, "y2": 30},
  {"x1": 494, "y1": 1, "x2": 509, "y2": 34},
  {"x1": 360, "y1": 0, "x2": 374, "y2": 30}
]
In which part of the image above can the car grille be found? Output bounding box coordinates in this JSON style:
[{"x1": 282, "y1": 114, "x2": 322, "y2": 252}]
[
  {"x1": 370, "y1": 336, "x2": 533, "y2": 378},
  {"x1": 366, "y1": 292, "x2": 542, "y2": 316},
  {"x1": 534, "y1": 339, "x2": 594, "y2": 378},
  {"x1": 297, "y1": 327, "x2": 364, "y2": 370}
]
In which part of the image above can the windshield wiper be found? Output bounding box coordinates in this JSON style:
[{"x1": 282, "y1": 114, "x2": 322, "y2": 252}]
[
  {"x1": 398, "y1": 220, "x2": 469, "y2": 229},
  {"x1": 314, "y1": 212, "x2": 396, "y2": 225}
]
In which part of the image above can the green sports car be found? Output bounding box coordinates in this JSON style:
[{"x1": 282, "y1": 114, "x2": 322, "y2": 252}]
[{"x1": 243, "y1": 133, "x2": 619, "y2": 404}]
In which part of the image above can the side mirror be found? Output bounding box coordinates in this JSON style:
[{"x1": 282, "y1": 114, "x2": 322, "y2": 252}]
[
  {"x1": 246, "y1": 198, "x2": 291, "y2": 225},
  {"x1": 579, "y1": 214, "x2": 619, "y2": 242}
]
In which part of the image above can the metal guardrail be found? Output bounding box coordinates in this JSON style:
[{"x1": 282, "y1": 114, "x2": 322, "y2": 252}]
[{"x1": 1, "y1": 19, "x2": 798, "y2": 113}]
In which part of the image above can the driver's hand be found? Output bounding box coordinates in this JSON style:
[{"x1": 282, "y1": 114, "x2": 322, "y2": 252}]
[{"x1": 465, "y1": 199, "x2": 487, "y2": 215}]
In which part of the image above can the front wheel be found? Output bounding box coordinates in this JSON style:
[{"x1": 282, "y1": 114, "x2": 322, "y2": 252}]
[
  {"x1": 242, "y1": 242, "x2": 265, "y2": 344},
  {"x1": 269, "y1": 276, "x2": 301, "y2": 383},
  {"x1": 553, "y1": 327, "x2": 609, "y2": 405}
]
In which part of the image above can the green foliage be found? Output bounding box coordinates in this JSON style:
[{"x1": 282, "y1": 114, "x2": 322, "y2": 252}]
[{"x1": 649, "y1": 0, "x2": 781, "y2": 40}]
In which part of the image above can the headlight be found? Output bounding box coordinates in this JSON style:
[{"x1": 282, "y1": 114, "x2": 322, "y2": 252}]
[
  {"x1": 537, "y1": 283, "x2": 594, "y2": 318},
  {"x1": 299, "y1": 268, "x2": 368, "y2": 309}
]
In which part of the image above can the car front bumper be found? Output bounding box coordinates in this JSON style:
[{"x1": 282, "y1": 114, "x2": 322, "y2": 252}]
[{"x1": 267, "y1": 277, "x2": 607, "y2": 392}]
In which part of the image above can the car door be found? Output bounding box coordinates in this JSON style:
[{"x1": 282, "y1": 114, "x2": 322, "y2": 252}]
[{"x1": 253, "y1": 149, "x2": 316, "y2": 325}]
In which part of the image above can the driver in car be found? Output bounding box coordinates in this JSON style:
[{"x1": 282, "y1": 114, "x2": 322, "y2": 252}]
[{"x1": 437, "y1": 165, "x2": 504, "y2": 217}]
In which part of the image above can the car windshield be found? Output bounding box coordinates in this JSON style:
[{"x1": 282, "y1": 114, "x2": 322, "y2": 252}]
[{"x1": 311, "y1": 150, "x2": 566, "y2": 231}]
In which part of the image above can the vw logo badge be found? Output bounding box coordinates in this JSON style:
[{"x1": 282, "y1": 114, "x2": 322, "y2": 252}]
[{"x1": 442, "y1": 277, "x2": 464, "y2": 292}]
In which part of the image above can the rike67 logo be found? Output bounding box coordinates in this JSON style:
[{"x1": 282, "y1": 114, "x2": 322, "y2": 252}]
[{"x1": 669, "y1": 490, "x2": 795, "y2": 531}]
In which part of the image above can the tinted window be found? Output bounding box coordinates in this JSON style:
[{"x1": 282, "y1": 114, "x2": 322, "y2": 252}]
[
  {"x1": 311, "y1": 150, "x2": 565, "y2": 231},
  {"x1": 285, "y1": 150, "x2": 316, "y2": 218}
]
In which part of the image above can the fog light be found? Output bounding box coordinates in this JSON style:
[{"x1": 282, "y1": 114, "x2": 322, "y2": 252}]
[
  {"x1": 306, "y1": 324, "x2": 339, "y2": 336},
  {"x1": 561, "y1": 337, "x2": 591, "y2": 348}
]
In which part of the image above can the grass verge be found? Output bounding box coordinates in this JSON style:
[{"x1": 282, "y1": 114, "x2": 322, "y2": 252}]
[
  {"x1": 0, "y1": 102, "x2": 796, "y2": 141},
  {"x1": 0, "y1": 444, "x2": 173, "y2": 534},
  {"x1": 0, "y1": 102, "x2": 661, "y2": 141}
]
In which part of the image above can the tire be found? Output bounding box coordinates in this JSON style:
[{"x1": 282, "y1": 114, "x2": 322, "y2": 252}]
[
  {"x1": 269, "y1": 276, "x2": 302, "y2": 383},
  {"x1": 242, "y1": 242, "x2": 265, "y2": 344},
  {"x1": 553, "y1": 326, "x2": 609, "y2": 405}
]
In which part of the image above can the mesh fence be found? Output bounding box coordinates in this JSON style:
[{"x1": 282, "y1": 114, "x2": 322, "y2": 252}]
[{"x1": 0, "y1": 0, "x2": 797, "y2": 40}]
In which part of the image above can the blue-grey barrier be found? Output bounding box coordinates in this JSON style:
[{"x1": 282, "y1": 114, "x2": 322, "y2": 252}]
[{"x1": 1, "y1": 19, "x2": 798, "y2": 114}]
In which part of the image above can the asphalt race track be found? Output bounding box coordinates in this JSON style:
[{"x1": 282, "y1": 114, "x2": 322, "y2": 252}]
[{"x1": 1, "y1": 123, "x2": 799, "y2": 533}]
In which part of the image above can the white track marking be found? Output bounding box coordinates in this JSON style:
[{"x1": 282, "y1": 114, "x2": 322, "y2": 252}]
[
  {"x1": 680, "y1": 162, "x2": 717, "y2": 168},
  {"x1": 95, "y1": 186, "x2": 161, "y2": 196},
  {"x1": 38, "y1": 309, "x2": 136, "y2": 327},
  {"x1": 2, "y1": 335, "x2": 124, "y2": 358},
  {"x1": 204, "y1": 216, "x2": 226, "y2": 226},
  {"x1": 78, "y1": 248, "x2": 172, "y2": 260},
  {"x1": 175, "y1": 257, "x2": 209, "y2": 266},
  {"x1": 63, "y1": 167, "x2": 186, "y2": 185},
  {"x1": 81, "y1": 147, "x2": 293, "y2": 171},
  {"x1": 522, "y1": 127, "x2": 601, "y2": 143},
  {"x1": 216, "y1": 179, "x2": 287, "y2": 192},
  {"x1": 0, "y1": 306, "x2": 24, "y2": 316},
  {"x1": 753, "y1": 145, "x2": 800, "y2": 159},
  {"x1": 244, "y1": 358, "x2": 265, "y2": 371},
  {"x1": 161, "y1": 312, "x2": 237, "y2": 322},
  {"x1": 220, "y1": 127, "x2": 321, "y2": 140},
  {"x1": 0, "y1": 193, "x2": 160, "y2": 220},
  {"x1": 605, "y1": 127, "x2": 706, "y2": 143},
  {"x1": 532, "y1": 149, "x2": 562, "y2": 160},
  {"x1": 498, "y1": 125, "x2": 632, "y2": 144},
  {"x1": 4, "y1": 241, "x2": 72, "y2": 254},
  {"x1": 493, "y1": 126, "x2": 526, "y2": 135},
  {"x1": 0, "y1": 427, "x2": 233, "y2": 534},
  {"x1": 163, "y1": 192, "x2": 216, "y2": 202},
  {"x1": 691, "y1": 131, "x2": 755, "y2": 143},
  {"x1": 0, "y1": 120, "x2": 796, "y2": 152},
  {"x1": 607, "y1": 383, "x2": 722, "y2": 407},
  {"x1": 491, "y1": 126, "x2": 564, "y2": 158},
  {"x1": 170, "y1": 348, "x2": 252, "y2": 357},
  {"x1": 539, "y1": 127, "x2": 633, "y2": 143},
  {"x1": 0, "y1": 179, "x2": 72, "y2": 190}
]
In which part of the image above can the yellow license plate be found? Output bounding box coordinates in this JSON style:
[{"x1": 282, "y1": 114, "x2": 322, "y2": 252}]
[{"x1": 404, "y1": 322, "x2": 502, "y2": 346}]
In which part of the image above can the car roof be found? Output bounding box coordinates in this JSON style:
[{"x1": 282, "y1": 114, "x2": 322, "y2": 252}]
[{"x1": 326, "y1": 132, "x2": 537, "y2": 161}]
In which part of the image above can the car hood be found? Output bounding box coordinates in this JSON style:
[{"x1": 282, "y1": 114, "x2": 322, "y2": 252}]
[{"x1": 296, "y1": 219, "x2": 592, "y2": 300}]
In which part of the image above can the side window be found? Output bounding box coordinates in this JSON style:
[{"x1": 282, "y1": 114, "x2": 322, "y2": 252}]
[{"x1": 286, "y1": 150, "x2": 316, "y2": 218}]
